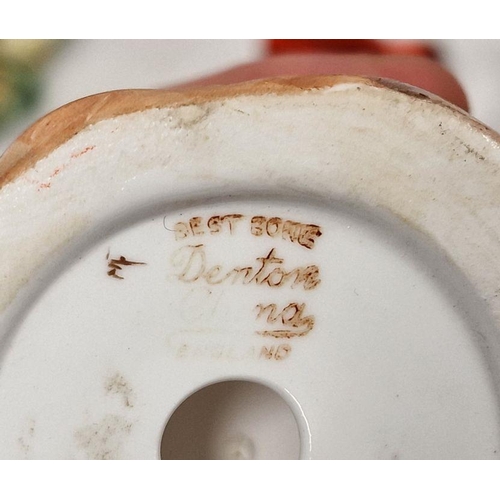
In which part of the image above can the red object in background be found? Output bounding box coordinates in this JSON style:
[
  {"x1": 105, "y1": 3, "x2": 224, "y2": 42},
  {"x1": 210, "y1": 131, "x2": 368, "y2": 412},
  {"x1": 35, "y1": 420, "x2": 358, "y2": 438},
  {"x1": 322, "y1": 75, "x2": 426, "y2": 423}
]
[{"x1": 269, "y1": 40, "x2": 438, "y2": 60}]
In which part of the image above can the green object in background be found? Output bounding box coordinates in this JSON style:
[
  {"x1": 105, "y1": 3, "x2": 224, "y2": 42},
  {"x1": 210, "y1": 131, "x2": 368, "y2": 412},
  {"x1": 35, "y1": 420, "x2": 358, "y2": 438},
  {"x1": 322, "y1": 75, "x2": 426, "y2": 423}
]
[
  {"x1": 0, "y1": 58, "x2": 39, "y2": 130},
  {"x1": 0, "y1": 40, "x2": 59, "y2": 131}
]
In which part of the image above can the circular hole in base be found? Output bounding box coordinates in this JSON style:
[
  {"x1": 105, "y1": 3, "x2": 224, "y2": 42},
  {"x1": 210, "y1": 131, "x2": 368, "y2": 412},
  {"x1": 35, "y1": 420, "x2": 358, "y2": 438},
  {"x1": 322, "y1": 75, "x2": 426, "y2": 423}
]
[{"x1": 160, "y1": 380, "x2": 301, "y2": 460}]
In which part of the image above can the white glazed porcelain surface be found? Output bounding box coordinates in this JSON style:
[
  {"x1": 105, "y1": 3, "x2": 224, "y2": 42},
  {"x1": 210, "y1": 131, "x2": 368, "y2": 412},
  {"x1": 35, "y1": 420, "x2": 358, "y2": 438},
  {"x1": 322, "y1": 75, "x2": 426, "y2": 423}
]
[{"x1": 1, "y1": 80, "x2": 500, "y2": 458}]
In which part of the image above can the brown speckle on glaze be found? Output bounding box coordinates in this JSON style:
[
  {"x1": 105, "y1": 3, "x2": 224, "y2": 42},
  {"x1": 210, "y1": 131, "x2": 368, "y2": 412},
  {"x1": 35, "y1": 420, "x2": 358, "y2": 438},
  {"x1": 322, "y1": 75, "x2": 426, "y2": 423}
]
[
  {"x1": 105, "y1": 372, "x2": 135, "y2": 408},
  {"x1": 74, "y1": 415, "x2": 132, "y2": 460}
]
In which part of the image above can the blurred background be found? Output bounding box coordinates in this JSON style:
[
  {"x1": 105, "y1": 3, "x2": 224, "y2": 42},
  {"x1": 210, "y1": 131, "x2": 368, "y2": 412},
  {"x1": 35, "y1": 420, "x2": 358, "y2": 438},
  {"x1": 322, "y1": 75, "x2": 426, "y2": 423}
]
[{"x1": 1, "y1": 39, "x2": 500, "y2": 155}]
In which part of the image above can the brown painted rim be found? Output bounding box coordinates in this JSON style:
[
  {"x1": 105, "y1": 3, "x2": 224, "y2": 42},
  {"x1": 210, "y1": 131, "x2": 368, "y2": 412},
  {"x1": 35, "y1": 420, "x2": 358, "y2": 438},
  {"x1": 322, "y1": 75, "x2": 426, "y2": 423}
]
[{"x1": 0, "y1": 75, "x2": 498, "y2": 188}]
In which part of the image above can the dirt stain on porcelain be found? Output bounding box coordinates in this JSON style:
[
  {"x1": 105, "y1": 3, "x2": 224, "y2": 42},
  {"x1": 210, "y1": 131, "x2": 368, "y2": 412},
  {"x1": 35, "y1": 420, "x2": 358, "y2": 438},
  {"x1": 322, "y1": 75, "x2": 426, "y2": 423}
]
[
  {"x1": 105, "y1": 372, "x2": 135, "y2": 408},
  {"x1": 17, "y1": 418, "x2": 36, "y2": 458},
  {"x1": 74, "y1": 415, "x2": 132, "y2": 460}
]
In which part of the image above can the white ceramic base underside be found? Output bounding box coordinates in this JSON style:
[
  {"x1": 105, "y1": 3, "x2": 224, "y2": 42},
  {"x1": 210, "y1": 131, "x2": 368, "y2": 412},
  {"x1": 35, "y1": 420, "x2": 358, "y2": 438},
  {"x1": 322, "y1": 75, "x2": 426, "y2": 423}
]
[
  {"x1": 0, "y1": 199, "x2": 498, "y2": 459},
  {"x1": 1, "y1": 81, "x2": 500, "y2": 458}
]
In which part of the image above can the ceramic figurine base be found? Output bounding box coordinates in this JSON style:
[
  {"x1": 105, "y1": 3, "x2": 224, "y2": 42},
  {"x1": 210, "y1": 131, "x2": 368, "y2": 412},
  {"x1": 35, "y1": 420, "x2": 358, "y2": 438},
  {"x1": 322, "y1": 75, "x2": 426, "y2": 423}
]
[{"x1": 1, "y1": 77, "x2": 500, "y2": 459}]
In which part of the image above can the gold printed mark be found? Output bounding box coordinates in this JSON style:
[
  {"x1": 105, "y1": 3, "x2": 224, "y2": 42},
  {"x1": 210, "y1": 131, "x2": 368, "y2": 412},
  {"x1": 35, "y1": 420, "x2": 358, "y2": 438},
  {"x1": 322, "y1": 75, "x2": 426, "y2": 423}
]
[
  {"x1": 208, "y1": 214, "x2": 244, "y2": 235},
  {"x1": 106, "y1": 252, "x2": 146, "y2": 280},
  {"x1": 167, "y1": 212, "x2": 322, "y2": 362},
  {"x1": 174, "y1": 214, "x2": 244, "y2": 240},
  {"x1": 260, "y1": 344, "x2": 292, "y2": 360},
  {"x1": 256, "y1": 303, "x2": 315, "y2": 338},
  {"x1": 171, "y1": 245, "x2": 321, "y2": 290},
  {"x1": 250, "y1": 216, "x2": 322, "y2": 249},
  {"x1": 170, "y1": 214, "x2": 322, "y2": 249}
]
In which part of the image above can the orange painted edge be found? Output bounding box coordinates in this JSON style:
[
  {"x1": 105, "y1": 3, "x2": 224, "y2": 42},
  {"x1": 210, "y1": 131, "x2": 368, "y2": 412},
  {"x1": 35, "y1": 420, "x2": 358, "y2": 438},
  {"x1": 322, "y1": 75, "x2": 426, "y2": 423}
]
[{"x1": 0, "y1": 75, "x2": 497, "y2": 188}]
